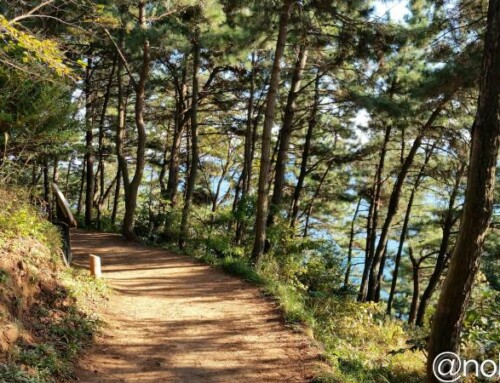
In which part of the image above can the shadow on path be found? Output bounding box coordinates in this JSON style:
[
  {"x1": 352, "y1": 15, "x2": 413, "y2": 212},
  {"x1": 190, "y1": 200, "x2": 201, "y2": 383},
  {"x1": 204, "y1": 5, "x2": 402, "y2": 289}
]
[{"x1": 71, "y1": 229, "x2": 322, "y2": 383}]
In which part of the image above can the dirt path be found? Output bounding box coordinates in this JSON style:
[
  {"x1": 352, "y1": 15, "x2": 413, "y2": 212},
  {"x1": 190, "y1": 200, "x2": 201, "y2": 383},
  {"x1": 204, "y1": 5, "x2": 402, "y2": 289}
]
[{"x1": 71, "y1": 230, "x2": 323, "y2": 383}]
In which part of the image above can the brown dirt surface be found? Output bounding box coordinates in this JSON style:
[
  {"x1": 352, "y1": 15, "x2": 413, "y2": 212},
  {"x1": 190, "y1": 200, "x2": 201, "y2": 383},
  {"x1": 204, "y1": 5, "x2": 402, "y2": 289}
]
[{"x1": 71, "y1": 229, "x2": 325, "y2": 383}]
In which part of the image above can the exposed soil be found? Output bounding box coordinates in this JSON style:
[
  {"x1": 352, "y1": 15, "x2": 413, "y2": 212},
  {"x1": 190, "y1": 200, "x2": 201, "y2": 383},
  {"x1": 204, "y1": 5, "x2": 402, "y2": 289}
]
[{"x1": 71, "y1": 229, "x2": 324, "y2": 383}]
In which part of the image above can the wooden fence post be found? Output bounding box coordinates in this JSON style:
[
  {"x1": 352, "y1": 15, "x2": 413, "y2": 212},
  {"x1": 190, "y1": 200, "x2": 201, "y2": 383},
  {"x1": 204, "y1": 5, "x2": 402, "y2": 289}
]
[{"x1": 89, "y1": 254, "x2": 102, "y2": 278}]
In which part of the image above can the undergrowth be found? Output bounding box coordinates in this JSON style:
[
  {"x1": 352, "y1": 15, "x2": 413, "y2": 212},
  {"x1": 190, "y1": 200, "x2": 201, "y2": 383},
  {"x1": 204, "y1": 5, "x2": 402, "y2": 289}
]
[
  {"x1": 0, "y1": 188, "x2": 106, "y2": 383},
  {"x1": 191, "y1": 252, "x2": 425, "y2": 382},
  {"x1": 134, "y1": 204, "x2": 427, "y2": 382}
]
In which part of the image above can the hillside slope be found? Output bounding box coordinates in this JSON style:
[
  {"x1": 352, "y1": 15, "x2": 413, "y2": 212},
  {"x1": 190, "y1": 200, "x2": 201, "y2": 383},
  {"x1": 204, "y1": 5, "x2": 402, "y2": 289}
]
[{"x1": 0, "y1": 189, "x2": 104, "y2": 382}]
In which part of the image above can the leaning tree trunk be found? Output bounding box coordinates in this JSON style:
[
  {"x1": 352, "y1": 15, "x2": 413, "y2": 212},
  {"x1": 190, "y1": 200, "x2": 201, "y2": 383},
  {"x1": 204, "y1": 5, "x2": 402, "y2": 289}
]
[
  {"x1": 366, "y1": 102, "x2": 447, "y2": 302},
  {"x1": 179, "y1": 31, "x2": 201, "y2": 249},
  {"x1": 302, "y1": 160, "x2": 333, "y2": 238},
  {"x1": 415, "y1": 162, "x2": 465, "y2": 326},
  {"x1": 387, "y1": 144, "x2": 434, "y2": 314},
  {"x1": 166, "y1": 66, "x2": 188, "y2": 206},
  {"x1": 251, "y1": 0, "x2": 294, "y2": 264},
  {"x1": 358, "y1": 124, "x2": 392, "y2": 301},
  {"x1": 267, "y1": 44, "x2": 308, "y2": 229},
  {"x1": 289, "y1": 71, "x2": 320, "y2": 229},
  {"x1": 427, "y1": 0, "x2": 500, "y2": 380}
]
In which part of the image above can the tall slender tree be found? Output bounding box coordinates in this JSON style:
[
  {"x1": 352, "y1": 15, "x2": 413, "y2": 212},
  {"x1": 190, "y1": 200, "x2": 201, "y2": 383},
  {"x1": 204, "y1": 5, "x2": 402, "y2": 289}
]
[
  {"x1": 427, "y1": 0, "x2": 500, "y2": 380},
  {"x1": 251, "y1": 0, "x2": 294, "y2": 264}
]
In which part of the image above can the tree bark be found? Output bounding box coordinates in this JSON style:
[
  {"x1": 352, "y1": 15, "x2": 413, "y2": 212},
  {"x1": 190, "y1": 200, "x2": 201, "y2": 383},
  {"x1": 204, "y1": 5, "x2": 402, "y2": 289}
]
[
  {"x1": 408, "y1": 247, "x2": 420, "y2": 325},
  {"x1": 235, "y1": 71, "x2": 267, "y2": 244},
  {"x1": 289, "y1": 71, "x2": 320, "y2": 229},
  {"x1": 387, "y1": 144, "x2": 434, "y2": 314},
  {"x1": 358, "y1": 124, "x2": 392, "y2": 301},
  {"x1": 96, "y1": 55, "x2": 117, "y2": 230},
  {"x1": 375, "y1": 242, "x2": 388, "y2": 301},
  {"x1": 111, "y1": 163, "x2": 121, "y2": 226},
  {"x1": 302, "y1": 161, "x2": 333, "y2": 238},
  {"x1": 166, "y1": 66, "x2": 188, "y2": 206},
  {"x1": 242, "y1": 52, "x2": 257, "y2": 198},
  {"x1": 179, "y1": 30, "x2": 201, "y2": 249},
  {"x1": 267, "y1": 44, "x2": 308, "y2": 229},
  {"x1": 212, "y1": 143, "x2": 232, "y2": 213},
  {"x1": 251, "y1": 0, "x2": 294, "y2": 264},
  {"x1": 84, "y1": 55, "x2": 94, "y2": 227},
  {"x1": 365, "y1": 102, "x2": 447, "y2": 302},
  {"x1": 416, "y1": 161, "x2": 465, "y2": 326},
  {"x1": 77, "y1": 157, "x2": 86, "y2": 216},
  {"x1": 121, "y1": 1, "x2": 150, "y2": 241},
  {"x1": 427, "y1": 0, "x2": 500, "y2": 379},
  {"x1": 344, "y1": 196, "x2": 362, "y2": 287}
]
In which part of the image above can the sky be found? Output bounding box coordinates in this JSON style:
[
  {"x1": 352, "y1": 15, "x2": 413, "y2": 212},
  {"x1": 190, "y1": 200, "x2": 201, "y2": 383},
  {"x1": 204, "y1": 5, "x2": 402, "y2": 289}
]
[
  {"x1": 350, "y1": 1, "x2": 410, "y2": 142},
  {"x1": 373, "y1": 0, "x2": 409, "y2": 22}
]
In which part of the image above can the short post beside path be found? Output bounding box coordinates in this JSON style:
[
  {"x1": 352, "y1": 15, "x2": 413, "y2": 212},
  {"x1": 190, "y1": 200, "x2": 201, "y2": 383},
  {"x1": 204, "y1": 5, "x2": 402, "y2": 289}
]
[{"x1": 89, "y1": 254, "x2": 102, "y2": 278}]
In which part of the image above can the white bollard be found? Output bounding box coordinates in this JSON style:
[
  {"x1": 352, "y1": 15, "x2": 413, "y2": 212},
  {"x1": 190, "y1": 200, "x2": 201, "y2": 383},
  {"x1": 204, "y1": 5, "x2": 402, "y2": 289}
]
[{"x1": 89, "y1": 254, "x2": 102, "y2": 278}]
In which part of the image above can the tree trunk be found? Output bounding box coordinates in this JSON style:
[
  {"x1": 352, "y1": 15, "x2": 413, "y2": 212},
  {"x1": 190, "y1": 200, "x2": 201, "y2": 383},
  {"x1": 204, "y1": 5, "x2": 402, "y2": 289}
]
[
  {"x1": 166, "y1": 66, "x2": 188, "y2": 206},
  {"x1": 235, "y1": 72, "x2": 267, "y2": 244},
  {"x1": 416, "y1": 162, "x2": 465, "y2": 326},
  {"x1": 387, "y1": 144, "x2": 434, "y2": 314},
  {"x1": 115, "y1": 49, "x2": 128, "y2": 225},
  {"x1": 111, "y1": 163, "x2": 121, "y2": 226},
  {"x1": 233, "y1": 52, "x2": 257, "y2": 241},
  {"x1": 251, "y1": 0, "x2": 294, "y2": 264},
  {"x1": 359, "y1": 124, "x2": 392, "y2": 301},
  {"x1": 159, "y1": 120, "x2": 171, "y2": 201},
  {"x1": 344, "y1": 196, "x2": 362, "y2": 287},
  {"x1": 121, "y1": 1, "x2": 150, "y2": 241},
  {"x1": 77, "y1": 157, "x2": 86, "y2": 216},
  {"x1": 408, "y1": 247, "x2": 420, "y2": 325},
  {"x1": 267, "y1": 44, "x2": 308, "y2": 229},
  {"x1": 365, "y1": 103, "x2": 447, "y2": 302},
  {"x1": 96, "y1": 55, "x2": 117, "y2": 230},
  {"x1": 64, "y1": 155, "x2": 73, "y2": 195},
  {"x1": 84, "y1": 55, "x2": 95, "y2": 227},
  {"x1": 375, "y1": 243, "x2": 388, "y2": 301},
  {"x1": 290, "y1": 71, "x2": 319, "y2": 229},
  {"x1": 242, "y1": 52, "x2": 257, "y2": 198},
  {"x1": 53, "y1": 157, "x2": 59, "y2": 183},
  {"x1": 212, "y1": 144, "x2": 232, "y2": 213},
  {"x1": 43, "y1": 157, "x2": 52, "y2": 221},
  {"x1": 302, "y1": 161, "x2": 333, "y2": 238},
  {"x1": 179, "y1": 31, "x2": 201, "y2": 249},
  {"x1": 427, "y1": 1, "x2": 500, "y2": 379}
]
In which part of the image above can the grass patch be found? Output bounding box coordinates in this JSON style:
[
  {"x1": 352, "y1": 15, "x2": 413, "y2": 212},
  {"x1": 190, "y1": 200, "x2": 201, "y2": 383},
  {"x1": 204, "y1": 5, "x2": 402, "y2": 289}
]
[
  {"x1": 0, "y1": 364, "x2": 43, "y2": 383},
  {"x1": 3, "y1": 278, "x2": 106, "y2": 383}
]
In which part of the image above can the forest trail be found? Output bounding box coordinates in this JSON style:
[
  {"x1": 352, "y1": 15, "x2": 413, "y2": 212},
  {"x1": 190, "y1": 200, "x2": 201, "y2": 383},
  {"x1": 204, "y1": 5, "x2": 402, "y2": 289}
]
[{"x1": 70, "y1": 230, "x2": 323, "y2": 383}]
